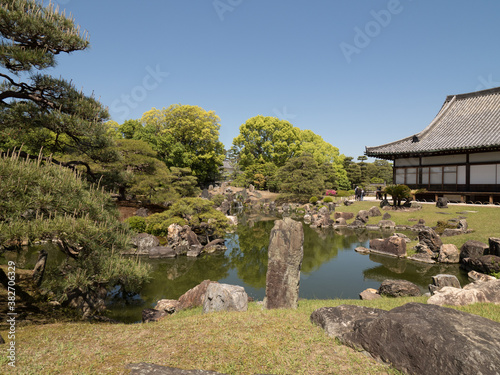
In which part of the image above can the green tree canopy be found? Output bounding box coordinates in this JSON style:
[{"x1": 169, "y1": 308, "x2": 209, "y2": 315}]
[
  {"x1": 80, "y1": 139, "x2": 199, "y2": 204},
  {"x1": 231, "y1": 115, "x2": 302, "y2": 170},
  {"x1": 299, "y1": 129, "x2": 350, "y2": 190},
  {"x1": 231, "y1": 116, "x2": 350, "y2": 190},
  {"x1": 275, "y1": 154, "x2": 325, "y2": 197},
  {"x1": 0, "y1": 0, "x2": 112, "y2": 161},
  {"x1": 137, "y1": 105, "x2": 225, "y2": 186}
]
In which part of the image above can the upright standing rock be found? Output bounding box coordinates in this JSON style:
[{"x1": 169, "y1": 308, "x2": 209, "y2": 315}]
[{"x1": 265, "y1": 217, "x2": 304, "y2": 309}]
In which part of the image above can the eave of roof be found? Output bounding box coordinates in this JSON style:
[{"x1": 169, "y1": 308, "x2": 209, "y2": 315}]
[{"x1": 365, "y1": 86, "x2": 500, "y2": 158}]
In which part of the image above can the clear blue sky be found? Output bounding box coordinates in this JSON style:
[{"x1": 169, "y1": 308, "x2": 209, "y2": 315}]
[{"x1": 49, "y1": 0, "x2": 500, "y2": 160}]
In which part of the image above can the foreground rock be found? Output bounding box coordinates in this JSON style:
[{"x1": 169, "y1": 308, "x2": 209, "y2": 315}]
[
  {"x1": 310, "y1": 305, "x2": 385, "y2": 338},
  {"x1": 178, "y1": 280, "x2": 217, "y2": 310},
  {"x1": 311, "y1": 302, "x2": 500, "y2": 375},
  {"x1": 427, "y1": 279, "x2": 500, "y2": 306},
  {"x1": 264, "y1": 217, "x2": 304, "y2": 309},
  {"x1": 202, "y1": 283, "x2": 248, "y2": 313},
  {"x1": 378, "y1": 279, "x2": 421, "y2": 297},
  {"x1": 127, "y1": 363, "x2": 226, "y2": 375}
]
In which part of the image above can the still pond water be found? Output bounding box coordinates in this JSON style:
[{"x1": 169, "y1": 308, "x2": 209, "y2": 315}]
[{"x1": 107, "y1": 215, "x2": 470, "y2": 323}]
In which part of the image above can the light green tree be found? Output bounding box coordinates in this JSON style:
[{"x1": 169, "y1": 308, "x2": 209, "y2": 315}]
[
  {"x1": 231, "y1": 115, "x2": 302, "y2": 170},
  {"x1": 299, "y1": 129, "x2": 350, "y2": 190},
  {"x1": 138, "y1": 105, "x2": 225, "y2": 186},
  {"x1": 0, "y1": 0, "x2": 112, "y2": 161}
]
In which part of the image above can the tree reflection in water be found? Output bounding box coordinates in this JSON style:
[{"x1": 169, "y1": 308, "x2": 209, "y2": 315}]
[{"x1": 106, "y1": 216, "x2": 470, "y2": 322}]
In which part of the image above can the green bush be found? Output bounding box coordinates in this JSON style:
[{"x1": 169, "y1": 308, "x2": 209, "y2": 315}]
[
  {"x1": 126, "y1": 216, "x2": 146, "y2": 233},
  {"x1": 309, "y1": 196, "x2": 318, "y2": 204},
  {"x1": 323, "y1": 196, "x2": 334, "y2": 203},
  {"x1": 210, "y1": 194, "x2": 225, "y2": 208},
  {"x1": 145, "y1": 214, "x2": 187, "y2": 236},
  {"x1": 144, "y1": 197, "x2": 229, "y2": 240},
  {"x1": 336, "y1": 190, "x2": 355, "y2": 197}
]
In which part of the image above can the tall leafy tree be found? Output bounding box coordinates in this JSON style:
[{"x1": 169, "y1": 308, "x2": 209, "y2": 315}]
[
  {"x1": 275, "y1": 154, "x2": 325, "y2": 197},
  {"x1": 0, "y1": 0, "x2": 112, "y2": 160},
  {"x1": 138, "y1": 105, "x2": 225, "y2": 186},
  {"x1": 231, "y1": 115, "x2": 302, "y2": 170},
  {"x1": 300, "y1": 129, "x2": 350, "y2": 190}
]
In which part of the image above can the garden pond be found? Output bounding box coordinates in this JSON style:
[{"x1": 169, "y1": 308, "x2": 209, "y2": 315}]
[{"x1": 9, "y1": 215, "x2": 471, "y2": 323}]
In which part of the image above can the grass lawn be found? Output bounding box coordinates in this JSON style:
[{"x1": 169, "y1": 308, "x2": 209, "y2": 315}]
[{"x1": 1, "y1": 297, "x2": 499, "y2": 375}]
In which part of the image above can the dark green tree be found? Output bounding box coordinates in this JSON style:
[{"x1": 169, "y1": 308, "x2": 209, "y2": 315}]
[
  {"x1": 275, "y1": 154, "x2": 325, "y2": 197},
  {"x1": 82, "y1": 139, "x2": 199, "y2": 204},
  {"x1": 0, "y1": 0, "x2": 113, "y2": 161},
  {"x1": 0, "y1": 151, "x2": 150, "y2": 315},
  {"x1": 384, "y1": 184, "x2": 411, "y2": 206}
]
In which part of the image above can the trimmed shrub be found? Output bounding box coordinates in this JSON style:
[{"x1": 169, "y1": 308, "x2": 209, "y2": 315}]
[
  {"x1": 309, "y1": 196, "x2": 318, "y2": 204},
  {"x1": 126, "y1": 216, "x2": 146, "y2": 233}
]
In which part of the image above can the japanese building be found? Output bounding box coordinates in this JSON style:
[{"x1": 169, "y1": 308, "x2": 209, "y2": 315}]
[{"x1": 365, "y1": 87, "x2": 500, "y2": 204}]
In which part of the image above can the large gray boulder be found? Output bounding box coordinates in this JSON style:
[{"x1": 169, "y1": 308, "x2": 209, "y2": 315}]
[
  {"x1": 331, "y1": 303, "x2": 500, "y2": 375},
  {"x1": 436, "y1": 196, "x2": 449, "y2": 208},
  {"x1": 368, "y1": 236, "x2": 406, "y2": 257},
  {"x1": 130, "y1": 233, "x2": 160, "y2": 255},
  {"x1": 461, "y1": 255, "x2": 500, "y2": 274},
  {"x1": 378, "y1": 279, "x2": 421, "y2": 297},
  {"x1": 428, "y1": 274, "x2": 461, "y2": 295},
  {"x1": 202, "y1": 283, "x2": 248, "y2": 313},
  {"x1": 368, "y1": 206, "x2": 382, "y2": 217},
  {"x1": 178, "y1": 280, "x2": 217, "y2": 310},
  {"x1": 264, "y1": 217, "x2": 304, "y2": 309},
  {"x1": 428, "y1": 279, "x2": 500, "y2": 306},
  {"x1": 488, "y1": 237, "x2": 500, "y2": 256},
  {"x1": 418, "y1": 228, "x2": 443, "y2": 253},
  {"x1": 437, "y1": 243, "x2": 460, "y2": 263},
  {"x1": 149, "y1": 246, "x2": 176, "y2": 258},
  {"x1": 355, "y1": 210, "x2": 370, "y2": 223},
  {"x1": 333, "y1": 212, "x2": 354, "y2": 221},
  {"x1": 310, "y1": 305, "x2": 385, "y2": 338},
  {"x1": 460, "y1": 240, "x2": 488, "y2": 262}
]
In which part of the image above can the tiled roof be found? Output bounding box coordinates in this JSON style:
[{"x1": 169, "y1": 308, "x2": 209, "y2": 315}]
[{"x1": 365, "y1": 87, "x2": 500, "y2": 158}]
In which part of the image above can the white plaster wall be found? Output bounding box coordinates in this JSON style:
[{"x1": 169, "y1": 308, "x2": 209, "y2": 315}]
[
  {"x1": 395, "y1": 158, "x2": 419, "y2": 167},
  {"x1": 469, "y1": 151, "x2": 500, "y2": 163},
  {"x1": 421, "y1": 154, "x2": 466, "y2": 165}
]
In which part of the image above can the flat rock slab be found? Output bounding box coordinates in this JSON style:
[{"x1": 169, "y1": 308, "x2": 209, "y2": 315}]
[
  {"x1": 126, "y1": 363, "x2": 226, "y2": 374},
  {"x1": 312, "y1": 302, "x2": 500, "y2": 375},
  {"x1": 311, "y1": 305, "x2": 386, "y2": 338}
]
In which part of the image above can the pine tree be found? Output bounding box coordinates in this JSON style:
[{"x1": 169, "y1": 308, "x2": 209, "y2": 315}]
[{"x1": 0, "y1": 0, "x2": 112, "y2": 160}]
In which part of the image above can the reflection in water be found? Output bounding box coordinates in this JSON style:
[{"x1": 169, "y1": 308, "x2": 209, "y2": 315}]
[{"x1": 103, "y1": 216, "x2": 471, "y2": 322}]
